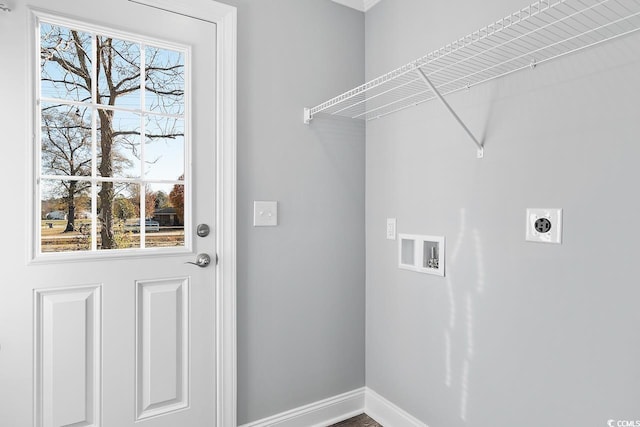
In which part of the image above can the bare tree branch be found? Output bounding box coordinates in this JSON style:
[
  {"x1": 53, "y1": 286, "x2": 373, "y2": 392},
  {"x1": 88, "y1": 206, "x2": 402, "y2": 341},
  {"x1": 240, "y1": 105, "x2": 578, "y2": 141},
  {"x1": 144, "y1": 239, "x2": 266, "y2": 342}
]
[{"x1": 40, "y1": 23, "x2": 186, "y2": 247}]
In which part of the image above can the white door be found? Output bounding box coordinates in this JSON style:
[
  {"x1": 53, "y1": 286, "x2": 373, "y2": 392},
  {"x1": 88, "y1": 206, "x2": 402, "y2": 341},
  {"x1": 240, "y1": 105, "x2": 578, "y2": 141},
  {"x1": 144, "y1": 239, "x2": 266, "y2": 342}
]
[{"x1": 0, "y1": 1, "x2": 223, "y2": 425}]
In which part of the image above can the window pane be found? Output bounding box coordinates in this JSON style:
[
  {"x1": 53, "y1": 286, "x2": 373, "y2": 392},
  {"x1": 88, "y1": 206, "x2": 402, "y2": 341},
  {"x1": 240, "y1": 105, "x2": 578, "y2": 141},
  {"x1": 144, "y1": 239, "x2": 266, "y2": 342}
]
[
  {"x1": 145, "y1": 46, "x2": 185, "y2": 115},
  {"x1": 40, "y1": 23, "x2": 92, "y2": 102},
  {"x1": 148, "y1": 182, "x2": 184, "y2": 248},
  {"x1": 97, "y1": 109, "x2": 141, "y2": 178},
  {"x1": 37, "y1": 18, "x2": 190, "y2": 257},
  {"x1": 144, "y1": 115, "x2": 184, "y2": 180},
  {"x1": 41, "y1": 179, "x2": 92, "y2": 253},
  {"x1": 98, "y1": 181, "x2": 140, "y2": 250},
  {"x1": 41, "y1": 103, "x2": 92, "y2": 177},
  {"x1": 96, "y1": 36, "x2": 141, "y2": 109}
]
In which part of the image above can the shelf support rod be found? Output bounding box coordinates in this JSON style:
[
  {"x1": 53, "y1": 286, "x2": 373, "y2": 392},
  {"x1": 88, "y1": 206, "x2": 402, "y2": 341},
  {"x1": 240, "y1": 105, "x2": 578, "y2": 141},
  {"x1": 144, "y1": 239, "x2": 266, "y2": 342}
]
[{"x1": 416, "y1": 68, "x2": 484, "y2": 158}]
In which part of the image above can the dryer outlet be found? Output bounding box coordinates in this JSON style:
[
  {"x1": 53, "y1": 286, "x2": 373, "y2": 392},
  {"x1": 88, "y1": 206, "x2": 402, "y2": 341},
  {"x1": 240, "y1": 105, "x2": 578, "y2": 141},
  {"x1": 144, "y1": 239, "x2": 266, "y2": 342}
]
[{"x1": 526, "y1": 208, "x2": 562, "y2": 244}]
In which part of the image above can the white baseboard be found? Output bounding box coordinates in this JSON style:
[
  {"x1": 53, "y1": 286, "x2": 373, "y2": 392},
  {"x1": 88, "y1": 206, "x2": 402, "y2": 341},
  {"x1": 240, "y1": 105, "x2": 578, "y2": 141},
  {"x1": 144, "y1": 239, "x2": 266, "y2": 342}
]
[
  {"x1": 238, "y1": 388, "x2": 365, "y2": 427},
  {"x1": 238, "y1": 386, "x2": 426, "y2": 427},
  {"x1": 364, "y1": 388, "x2": 427, "y2": 427}
]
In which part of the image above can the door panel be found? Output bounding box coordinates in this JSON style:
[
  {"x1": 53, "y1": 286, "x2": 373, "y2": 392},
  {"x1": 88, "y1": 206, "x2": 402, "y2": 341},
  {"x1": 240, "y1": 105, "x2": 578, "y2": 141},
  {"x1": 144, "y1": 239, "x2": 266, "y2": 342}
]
[
  {"x1": 136, "y1": 278, "x2": 189, "y2": 421},
  {"x1": 0, "y1": 1, "x2": 217, "y2": 426},
  {"x1": 34, "y1": 285, "x2": 101, "y2": 427}
]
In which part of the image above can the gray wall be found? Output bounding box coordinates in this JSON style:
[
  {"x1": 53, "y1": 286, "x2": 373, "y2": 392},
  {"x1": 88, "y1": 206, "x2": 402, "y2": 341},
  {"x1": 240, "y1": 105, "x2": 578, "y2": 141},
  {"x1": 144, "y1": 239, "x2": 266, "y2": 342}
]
[
  {"x1": 224, "y1": 1, "x2": 366, "y2": 424},
  {"x1": 365, "y1": 1, "x2": 640, "y2": 426}
]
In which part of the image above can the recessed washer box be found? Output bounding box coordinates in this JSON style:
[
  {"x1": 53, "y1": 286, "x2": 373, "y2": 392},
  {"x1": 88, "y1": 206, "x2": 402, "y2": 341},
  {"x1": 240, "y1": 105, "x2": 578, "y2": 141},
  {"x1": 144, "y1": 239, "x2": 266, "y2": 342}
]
[{"x1": 398, "y1": 234, "x2": 445, "y2": 276}]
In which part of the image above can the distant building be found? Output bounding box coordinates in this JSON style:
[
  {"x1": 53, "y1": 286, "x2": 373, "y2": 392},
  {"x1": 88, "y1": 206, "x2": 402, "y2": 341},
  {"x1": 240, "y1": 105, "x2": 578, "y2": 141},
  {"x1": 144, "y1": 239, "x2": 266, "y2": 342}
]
[
  {"x1": 45, "y1": 211, "x2": 67, "y2": 220},
  {"x1": 153, "y1": 207, "x2": 182, "y2": 226}
]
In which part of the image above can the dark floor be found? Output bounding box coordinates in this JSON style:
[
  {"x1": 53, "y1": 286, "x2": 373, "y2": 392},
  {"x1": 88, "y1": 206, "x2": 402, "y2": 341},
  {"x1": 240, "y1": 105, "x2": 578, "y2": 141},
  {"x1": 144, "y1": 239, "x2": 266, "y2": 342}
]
[{"x1": 329, "y1": 413, "x2": 382, "y2": 427}]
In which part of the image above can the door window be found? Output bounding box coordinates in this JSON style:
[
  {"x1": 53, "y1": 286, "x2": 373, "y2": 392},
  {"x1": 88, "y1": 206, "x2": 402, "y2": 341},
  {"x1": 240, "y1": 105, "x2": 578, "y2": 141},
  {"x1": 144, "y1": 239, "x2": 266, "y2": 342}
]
[{"x1": 37, "y1": 15, "x2": 190, "y2": 256}]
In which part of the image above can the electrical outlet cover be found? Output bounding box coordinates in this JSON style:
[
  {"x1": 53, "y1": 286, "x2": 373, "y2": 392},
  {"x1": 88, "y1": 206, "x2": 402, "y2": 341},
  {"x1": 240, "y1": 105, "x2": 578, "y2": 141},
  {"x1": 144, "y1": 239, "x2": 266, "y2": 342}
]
[
  {"x1": 386, "y1": 218, "x2": 397, "y2": 240},
  {"x1": 526, "y1": 208, "x2": 562, "y2": 244}
]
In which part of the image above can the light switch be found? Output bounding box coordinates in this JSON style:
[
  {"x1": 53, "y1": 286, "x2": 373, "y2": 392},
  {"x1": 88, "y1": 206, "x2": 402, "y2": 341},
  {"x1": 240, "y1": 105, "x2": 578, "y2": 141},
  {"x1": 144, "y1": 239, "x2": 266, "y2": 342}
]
[{"x1": 253, "y1": 201, "x2": 278, "y2": 227}]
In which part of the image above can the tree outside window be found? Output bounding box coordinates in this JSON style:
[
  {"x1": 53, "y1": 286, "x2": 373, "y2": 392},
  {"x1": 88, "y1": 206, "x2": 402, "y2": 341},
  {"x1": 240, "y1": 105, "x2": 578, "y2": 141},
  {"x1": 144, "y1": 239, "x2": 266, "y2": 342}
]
[{"x1": 39, "y1": 21, "x2": 186, "y2": 252}]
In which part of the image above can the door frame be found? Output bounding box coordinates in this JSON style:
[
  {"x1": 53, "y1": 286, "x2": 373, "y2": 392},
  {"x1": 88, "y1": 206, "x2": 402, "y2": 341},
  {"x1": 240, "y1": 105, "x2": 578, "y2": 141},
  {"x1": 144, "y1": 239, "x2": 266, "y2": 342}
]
[{"x1": 128, "y1": 1, "x2": 237, "y2": 425}]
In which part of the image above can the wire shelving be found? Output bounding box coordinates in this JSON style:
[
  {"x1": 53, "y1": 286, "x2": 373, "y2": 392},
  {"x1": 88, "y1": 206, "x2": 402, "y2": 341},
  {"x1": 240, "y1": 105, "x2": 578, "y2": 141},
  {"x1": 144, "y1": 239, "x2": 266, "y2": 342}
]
[{"x1": 303, "y1": 0, "x2": 640, "y2": 157}]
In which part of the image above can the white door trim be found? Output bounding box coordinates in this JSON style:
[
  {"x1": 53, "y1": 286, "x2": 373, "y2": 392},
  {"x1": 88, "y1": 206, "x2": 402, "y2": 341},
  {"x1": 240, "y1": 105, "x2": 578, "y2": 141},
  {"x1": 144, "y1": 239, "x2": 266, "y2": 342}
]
[{"x1": 128, "y1": 1, "x2": 237, "y2": 426}]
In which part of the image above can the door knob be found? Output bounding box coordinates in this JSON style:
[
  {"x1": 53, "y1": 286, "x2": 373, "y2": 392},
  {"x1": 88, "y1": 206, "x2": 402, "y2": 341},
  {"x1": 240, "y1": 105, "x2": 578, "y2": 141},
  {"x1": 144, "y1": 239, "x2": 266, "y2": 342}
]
[{"x1": 186, "y1": 253, "x2": 212, "y2": 268}]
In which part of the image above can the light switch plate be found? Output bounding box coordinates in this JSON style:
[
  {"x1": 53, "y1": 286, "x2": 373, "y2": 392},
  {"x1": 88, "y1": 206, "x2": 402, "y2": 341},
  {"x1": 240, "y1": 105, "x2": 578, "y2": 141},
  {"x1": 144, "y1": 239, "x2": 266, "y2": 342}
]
[
  {"x1": 254, "y1": 201, "x2": 278, "y2": 226},
  {"x1": 386, "y1": 218, "x2": 396, "y2": 240},
  {"x1": 526, "y1": 208, "x2": 562, "y2": 244}
]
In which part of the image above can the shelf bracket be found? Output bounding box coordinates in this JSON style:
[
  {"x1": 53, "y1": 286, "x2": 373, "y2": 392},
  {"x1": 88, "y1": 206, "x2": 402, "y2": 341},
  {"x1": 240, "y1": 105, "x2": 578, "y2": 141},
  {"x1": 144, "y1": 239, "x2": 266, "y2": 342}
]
[
  {"x1": 416, "y1": 68, "x2": 484, "y2": 158},
  {"x1": 303, "y1": 108, "x2": 311, "y2": 124}
]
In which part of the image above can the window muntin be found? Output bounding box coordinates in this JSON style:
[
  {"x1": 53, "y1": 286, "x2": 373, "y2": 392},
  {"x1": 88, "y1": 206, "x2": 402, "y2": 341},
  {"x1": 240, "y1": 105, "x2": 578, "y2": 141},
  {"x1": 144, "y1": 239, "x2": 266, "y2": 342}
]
[{"x1": 37, "y1": 16, "x2": 189, "y2": 256}]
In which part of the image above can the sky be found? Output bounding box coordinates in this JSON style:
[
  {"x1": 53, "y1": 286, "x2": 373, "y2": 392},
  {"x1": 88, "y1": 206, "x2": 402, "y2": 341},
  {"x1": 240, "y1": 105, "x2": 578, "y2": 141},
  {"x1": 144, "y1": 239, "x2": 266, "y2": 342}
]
[{"x1": 40, "y1": 21, "x2": 188, "y2": 194}]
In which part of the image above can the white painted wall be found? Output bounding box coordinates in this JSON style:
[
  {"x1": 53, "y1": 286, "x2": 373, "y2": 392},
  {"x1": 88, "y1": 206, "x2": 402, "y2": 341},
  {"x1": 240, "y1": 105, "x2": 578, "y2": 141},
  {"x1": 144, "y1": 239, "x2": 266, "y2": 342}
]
[
  {"x1": 365, "y1": 1, "x2": 640, "y2": 426},
  {"x1": 221, "y1": 0, "x2": 366, "y2": 424},
  {"x1": 8, "y1": 0, "x2": 637, "y2": 424}
]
